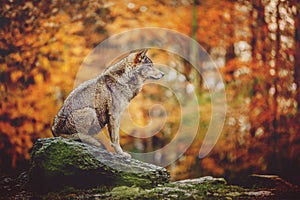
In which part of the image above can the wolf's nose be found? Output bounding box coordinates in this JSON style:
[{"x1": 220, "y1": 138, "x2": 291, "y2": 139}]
[{"x1": 161, "y1": 72, "x2": 165, "y2": 77}]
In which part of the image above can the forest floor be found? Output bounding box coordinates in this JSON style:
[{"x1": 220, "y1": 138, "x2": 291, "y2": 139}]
[{"x1": 1, "y1": 171, "x2": 299, "y2": 200}]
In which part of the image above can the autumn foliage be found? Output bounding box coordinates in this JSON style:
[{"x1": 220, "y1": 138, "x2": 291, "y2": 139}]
[
  {"x1": 0, "y1": 0, "x2": 109, "y2": 170},
  {"x1": 0, "y1": 0, "x2": 300, "y2": 185}
]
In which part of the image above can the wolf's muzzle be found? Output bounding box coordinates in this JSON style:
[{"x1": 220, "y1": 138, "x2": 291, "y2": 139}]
[{"x1": 150, "y1": 71, "x2": 164, "y2": 80}]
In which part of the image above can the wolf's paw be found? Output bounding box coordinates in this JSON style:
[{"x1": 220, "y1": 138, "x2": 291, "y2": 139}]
[{"x1": 121, "y1": 151, "x2": 131, "y2": 158}]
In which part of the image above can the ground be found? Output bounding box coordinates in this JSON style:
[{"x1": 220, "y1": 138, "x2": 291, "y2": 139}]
[{"x1": 1, "y1": 172, "x2": 299, "y2": 200}]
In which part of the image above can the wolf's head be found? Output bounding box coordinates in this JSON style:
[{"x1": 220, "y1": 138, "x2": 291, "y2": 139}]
[
  {"x1": 104, "y1": 49, "x2": 164, "y2": 99},
  {"x1": 127, "y1": 49, "x2": 164, "y2": 81},
  {"x1": 105, "y1": 49, "x2": 164, "y2": 87}
]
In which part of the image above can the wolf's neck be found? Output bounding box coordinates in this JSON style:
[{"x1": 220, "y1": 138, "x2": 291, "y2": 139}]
[
  {"x1": 102, "y1": 72, "x2": 142, "y2": 101},
  {"x1": 123, "y1": 78, "x2": 143, "y2": 101}
]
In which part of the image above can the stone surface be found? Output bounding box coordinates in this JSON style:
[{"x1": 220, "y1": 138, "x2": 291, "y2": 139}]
[
  {"x1": 96, "y1": 176, "x2": 277, "y2": 199},
  {"x1": 2, "y1": 172, "x2": 300, "y2": 199},
  {"x1": 248, "y1": 174, "x2": 298, "y2": 190},
  {"x1": 5, "y1": 136, "x2": 298, "y2": 198},
  {"x1": 28, "y1": 137, "x2": 170, "y2": 192}
]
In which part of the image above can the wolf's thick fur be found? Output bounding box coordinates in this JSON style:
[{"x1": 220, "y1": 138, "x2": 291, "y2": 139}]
[{"x1": 52, "y1": 49, "x2": 164, "y2": 157}]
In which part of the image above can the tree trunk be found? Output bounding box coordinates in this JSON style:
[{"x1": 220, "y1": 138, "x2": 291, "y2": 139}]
[
  {"x1": 269, "y1": 0, "x2": 281, "y2": 174},
  {"x1": 294, "y1": 2, "x2": 300, "y2": 111}
]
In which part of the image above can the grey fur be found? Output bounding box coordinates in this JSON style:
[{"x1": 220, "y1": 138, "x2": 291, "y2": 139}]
[{"x1": 52, "y1": 49, "x2": 164, "y2": 158}]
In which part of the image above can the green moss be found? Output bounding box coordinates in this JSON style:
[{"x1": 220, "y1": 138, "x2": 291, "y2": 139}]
[
  {"x1": 31, "y1": 139, "x2": 99, "y2": 177},
  {"x1": 32, "y1": 176, "x2": 280, "y2": 199},
  {"x1": 97, "y1": 178, "x2": 268, "y2": 200},
  {"x1": 109, "y1": 186, "x2": 142, "y2": 199},
  {"x1": 29, "y1": 138, "x2": 170, "y2": 192}
]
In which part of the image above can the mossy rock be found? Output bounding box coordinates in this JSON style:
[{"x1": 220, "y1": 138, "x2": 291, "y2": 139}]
[
  {"x1": 28, "y1": 137, "x2": 169, "y2": 192},
  {"x1": 97, "y1": 177, "x2": 276, "y2": 199}
]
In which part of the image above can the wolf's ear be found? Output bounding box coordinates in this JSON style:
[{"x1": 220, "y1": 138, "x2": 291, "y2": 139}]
[{"x1": 128, "y1": 49, "x2": 148, "y2": 64}]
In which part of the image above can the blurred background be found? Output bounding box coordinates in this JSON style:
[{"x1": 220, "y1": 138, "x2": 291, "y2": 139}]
[{"x1": 0, "y1": 0, "x2": 299, "y2": 186}]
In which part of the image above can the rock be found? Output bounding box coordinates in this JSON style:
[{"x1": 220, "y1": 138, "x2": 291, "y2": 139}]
[
  {"x1": 96, "y1": 176, "x2": 276, "y2": 199},
  {"x1": 173, "y1": 176, "x2": 227, "y2": 185},
  {"x1": 97, "y1": 177, "x2": 229, "y2": 200},
  {"x1": 3, "y1": 171, "x2": 300, "y2": 199},
  {"x1": 28, "y1": 137, "x2": 170, "y2": 192},
  {"x1": 0, "y1": 172, "x2": 31, "y2": 199},
  {"x1": 248, "y1": 174, "x2": 299, "y2": 190}
]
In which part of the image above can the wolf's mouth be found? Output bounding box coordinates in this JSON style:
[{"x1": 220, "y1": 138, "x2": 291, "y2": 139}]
[{"x1": 150, "y1": 73, "x2": 164, "y2": 80}]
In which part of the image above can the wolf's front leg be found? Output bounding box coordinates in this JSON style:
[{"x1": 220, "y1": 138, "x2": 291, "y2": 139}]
[{"x1": 108, "y1": 114, "x2": 131, "y2": 158}]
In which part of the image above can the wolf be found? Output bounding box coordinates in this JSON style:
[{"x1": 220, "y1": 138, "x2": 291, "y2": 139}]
[{"x1": 52, "y1": 49, "x2": 164, "y2": 158}]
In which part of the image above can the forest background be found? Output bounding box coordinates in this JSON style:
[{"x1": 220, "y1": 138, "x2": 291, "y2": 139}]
[{"x1": 1, "y1": 0, "x2": 300, "y2": 185}]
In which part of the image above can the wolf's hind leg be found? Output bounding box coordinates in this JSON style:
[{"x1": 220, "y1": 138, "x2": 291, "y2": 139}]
[
  {"x1": 78, "y1": 134, "x2": 104, "y2": 148},
  {"x1": 58, "y1": 133, "x2": 80, "y2": 141},
  {"x1": 59, "y1": 132, "x2": 104, "y2": 148},
  {"x1": 62, "y1": 108, "x2": 104, "y2": 148}
]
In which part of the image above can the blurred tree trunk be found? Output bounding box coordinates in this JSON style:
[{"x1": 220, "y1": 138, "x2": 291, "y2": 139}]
[
  {"x1": 190, "y1": 0, "x2": 202, "y2": 90},
  {"x1": 250, "y1": 0, "x2": 257, "y2": 63},
  {"x1": 249, "y1": 0, "x2": 272, "y2": 136},
  {"x1": 250, "y1": 0, "x2": 267, "y2": 64},
  {"x1": 269, "y1": 0, "x2": 281, "y2": 174},
  {"x1": 225, "y1": 44, "x2": 235, "y2": 63},
  {"x1": 295, "y1": 2, "x2": 300, "y2": 112},
  {"x1": 293, "y1": 2, "x2": 300, "y2": 185}
]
